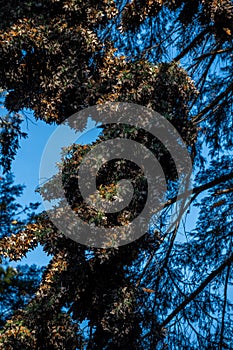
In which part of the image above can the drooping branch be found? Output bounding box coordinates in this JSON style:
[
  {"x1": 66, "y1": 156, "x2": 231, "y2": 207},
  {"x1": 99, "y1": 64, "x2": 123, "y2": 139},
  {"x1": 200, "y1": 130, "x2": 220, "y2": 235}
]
[
  {"x1": 219, "y1": 261, "x2": 231, "y2": 350},
  {"x1": 160, "y1": 254, "x2": 233, "y2": 329},
  {"x1": 192, "y1": 81, "x2": 233, "y2": 124},
  {"x1": 173, "y1": 27, "x2": 211, "y2": 63},
  {"x1": 153, "y1": 223, "x2": 179, "y2": 292},
  {"x1": 194, "y1": 47, "x2": 232, "y2": 61},
  {"x1": 189, "y1": 53, "x2": 217, "y2": 110},
  {"x1": 165, "y1": 171, "x2": 233, "y2": 208},
  {"x1": 142, "y1": 254, "x2": 233, "y2": 341}
]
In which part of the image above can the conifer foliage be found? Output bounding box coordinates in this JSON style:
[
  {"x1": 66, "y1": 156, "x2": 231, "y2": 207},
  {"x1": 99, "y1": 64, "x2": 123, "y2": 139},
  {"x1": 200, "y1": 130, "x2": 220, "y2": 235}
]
[{"x1": 0, "y1": 0, "x2": 233, "y2": 349}]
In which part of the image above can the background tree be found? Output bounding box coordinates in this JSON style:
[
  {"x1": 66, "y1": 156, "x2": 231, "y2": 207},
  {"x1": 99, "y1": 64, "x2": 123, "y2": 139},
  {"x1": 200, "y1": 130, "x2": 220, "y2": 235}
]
[
  {"x1": 0, "y1": 0, "x2": 232, "y2": 349},
  {"x1": 0, "y1": 90, "x2": 42, "y2": 331},
  {"x1": 0, "y1": 173, "x2": 42, "y2": 329}
]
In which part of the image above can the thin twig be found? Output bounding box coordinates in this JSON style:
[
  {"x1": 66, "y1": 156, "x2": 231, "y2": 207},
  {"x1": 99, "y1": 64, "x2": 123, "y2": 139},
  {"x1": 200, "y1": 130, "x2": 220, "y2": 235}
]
[
  {"x1": 160, "y1": 254, "x2": 233, "y2": 329},
  {"x1": 194, "y1": 47, "x2": 232, "y2": 61},
  {"x1": 219, "y1": 262, "x2": 231, "y2": 350},
  {"x1": 173, "y1": 27, "x2": 211, "y2": 63},
  {"x1": 164, "y1": 171, "x2": 233, "y2": 209},
  {"x1": 192, "y1": 82, "x2": 233, "y2": 124},
  {"x1": 142, "y1": 254, "x2": 233, "y2": 340}
]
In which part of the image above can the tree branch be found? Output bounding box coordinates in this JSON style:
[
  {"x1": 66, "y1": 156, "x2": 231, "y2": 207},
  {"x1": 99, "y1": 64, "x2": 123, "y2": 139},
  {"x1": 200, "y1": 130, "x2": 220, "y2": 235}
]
[
  {"x1": 160, "y1": 255, "x2": 233, "y2": 328},
  {"x1": 165, "y1": 171, "x2": 233, "y2": 208},
  {"x1": 189, "y1": 52, "x2": 217, "y2": 110},
  {"x1": 153, "y1": 223, "x2": 179, "y2": 291},
  {"x1": 194, "y1": 47, "x2": 232, "y2": 61},
  {"x1": 219, "y1": 262, "x2": 231, "y2": 350},
  {"x1": 173, "y1": 27, "x2": 211, "y2": 63},
  {"x1": 192, "y1": 82, "x2": 233, "y2": 124}
]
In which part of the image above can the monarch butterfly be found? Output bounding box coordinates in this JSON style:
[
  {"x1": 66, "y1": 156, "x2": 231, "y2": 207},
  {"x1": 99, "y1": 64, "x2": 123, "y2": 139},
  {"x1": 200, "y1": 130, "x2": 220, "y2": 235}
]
[{"x1": 142, "y1": 287, "x2": 155, "y2": 293}]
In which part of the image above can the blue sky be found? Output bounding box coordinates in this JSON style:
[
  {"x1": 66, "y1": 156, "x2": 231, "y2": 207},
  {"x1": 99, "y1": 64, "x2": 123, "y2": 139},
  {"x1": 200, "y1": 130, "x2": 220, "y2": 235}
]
[{"x1": 11, "y1": 115, "x2": 56, "y2": 267}]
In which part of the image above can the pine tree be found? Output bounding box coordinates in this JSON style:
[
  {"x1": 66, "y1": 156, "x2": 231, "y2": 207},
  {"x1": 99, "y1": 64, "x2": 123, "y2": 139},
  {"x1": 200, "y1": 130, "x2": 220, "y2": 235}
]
[
  {"x1": 0, "y1": 1, "x2": 232, "y2": 349},
  {"x1": 0, "y1": 173, "x2": 41, "y2": 329}
]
